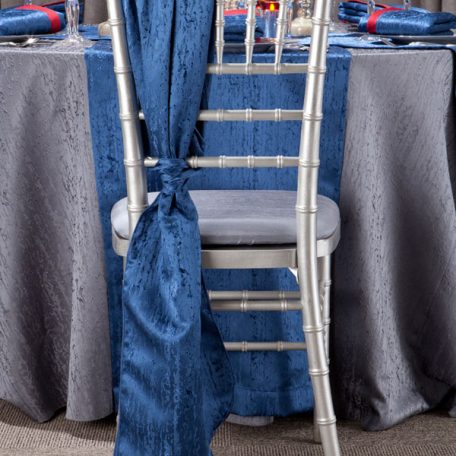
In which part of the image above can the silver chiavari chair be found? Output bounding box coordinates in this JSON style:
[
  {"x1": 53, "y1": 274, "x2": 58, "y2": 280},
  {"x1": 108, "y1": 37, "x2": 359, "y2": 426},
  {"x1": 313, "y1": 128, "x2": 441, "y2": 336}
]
[{"x1": 107, "y1": 0, "x2": 341, "y2": 453}]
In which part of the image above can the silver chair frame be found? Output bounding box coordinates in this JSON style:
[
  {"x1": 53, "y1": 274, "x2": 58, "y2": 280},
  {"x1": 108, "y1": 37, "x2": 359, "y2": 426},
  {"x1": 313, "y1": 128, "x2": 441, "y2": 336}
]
[{"x1": 107, "y1": 0, "x2": 340, "y2": 454}]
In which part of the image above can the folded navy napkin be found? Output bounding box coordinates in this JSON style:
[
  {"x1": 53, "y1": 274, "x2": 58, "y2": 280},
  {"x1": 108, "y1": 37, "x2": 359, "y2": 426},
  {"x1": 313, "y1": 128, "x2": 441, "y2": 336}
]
[
  {"x1": 339, "y1": 1, "x2": 456, "y2": 35},
  {"x1": 224, "y1": 10, "x2": 265, "y2": 42},
  {"x1": 0, "y1": 5, "x2": 66, "y2": 36},
  {"x1": 338, "y1": 1, "x2": 388, "y2": 24}
]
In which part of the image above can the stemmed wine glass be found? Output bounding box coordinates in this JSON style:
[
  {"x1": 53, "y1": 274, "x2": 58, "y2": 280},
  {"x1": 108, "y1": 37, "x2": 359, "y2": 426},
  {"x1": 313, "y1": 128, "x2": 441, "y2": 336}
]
[
  {"x1": 367, "y1": 0, "x2": 375, "y2": 16},
  {"x1": 330, "y1": 0, "x2": 350, "y2": 33},
  {"x1": 289, "y1": 0, "x2": 313, "y2": 36},
  {"x1": 65, "y1": 0, "x2": 82, "y2": 43},
  {"x1": 55, "y1": 0, "x2": 90, "y2": 48}
]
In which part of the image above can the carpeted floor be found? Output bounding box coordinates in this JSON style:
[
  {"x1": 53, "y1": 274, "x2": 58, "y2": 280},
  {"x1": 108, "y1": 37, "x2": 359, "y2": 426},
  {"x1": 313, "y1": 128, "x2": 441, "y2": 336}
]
[{"x1": 0, "y1": 400, "x2": 455, "y2": 455}]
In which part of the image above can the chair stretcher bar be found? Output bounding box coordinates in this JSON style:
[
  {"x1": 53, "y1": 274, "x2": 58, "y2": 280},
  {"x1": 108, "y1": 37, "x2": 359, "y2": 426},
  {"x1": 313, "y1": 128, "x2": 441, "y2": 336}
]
[
  {"x1": 143, "y1": 155, "x2": 298, "y2": 168},
  {"x1": 139, "y1": 109, "x2": 304, "y2": 122},
  {"x1": 206, "y1": 63, "x2": 308, "y2": 75},
  {"x1": 208, "y1": 290, "x2": 301, "y2": 300},
  {"x1": 211, "y1": 299, "x2": 302, "y2": 312},
  {"x1": 224, "y1": 341, "x2": 306, "y2": 352},
  {"x1": 198, "y1": 109, "x2": 303, "y2": 122}
]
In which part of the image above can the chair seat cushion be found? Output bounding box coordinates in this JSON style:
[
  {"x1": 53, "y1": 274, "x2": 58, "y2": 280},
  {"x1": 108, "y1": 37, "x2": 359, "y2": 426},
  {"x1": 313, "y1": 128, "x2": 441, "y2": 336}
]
[{"x1": 111, "y1": 190, "x2": 340, "y2": 246}]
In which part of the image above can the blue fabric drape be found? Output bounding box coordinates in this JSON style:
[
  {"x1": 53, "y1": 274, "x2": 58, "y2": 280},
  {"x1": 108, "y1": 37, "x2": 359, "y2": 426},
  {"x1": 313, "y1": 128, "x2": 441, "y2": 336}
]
[
  {"x1": 84, "y1": 41, "x2": 351, "y2": 420},
  {"x1": 113, "y1": 1, "x2": 233, "y2": 454}
]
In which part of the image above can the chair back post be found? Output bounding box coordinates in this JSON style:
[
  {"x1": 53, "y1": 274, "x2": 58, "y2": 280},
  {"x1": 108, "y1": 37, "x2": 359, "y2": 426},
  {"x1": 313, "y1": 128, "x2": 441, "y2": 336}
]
[
  {"x1": 296, "y1": 0, "x2": 330, "y2": 301},
  {"x1": 107, "y1": 0, "x2": 148, "y2": 237},
  {"x1": 296, "y1": 1, "x2": 341, "y2": 453}
]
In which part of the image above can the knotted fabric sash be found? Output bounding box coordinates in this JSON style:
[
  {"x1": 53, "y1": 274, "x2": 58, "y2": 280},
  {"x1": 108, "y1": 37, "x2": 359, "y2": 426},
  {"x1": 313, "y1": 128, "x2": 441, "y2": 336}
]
[
  {"x1": 0, "y1": 5, "x2": 65, "y2": 35},
  {"x1": 115, "y1": 159, "x2": 233, "y2": 455},
  {"x1": 114, "y1": 0, "x2": 234, "y2": 454}
]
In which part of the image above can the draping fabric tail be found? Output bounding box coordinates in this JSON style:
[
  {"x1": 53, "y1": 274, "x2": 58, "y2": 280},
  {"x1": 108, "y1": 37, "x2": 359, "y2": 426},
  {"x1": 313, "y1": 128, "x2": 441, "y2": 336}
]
[
  {"x1": 114, "y1": 0, "x2": 234, "y2": 452},
  {"x1": 114, "y1": 161, "x2": 233, "y2": 456}
]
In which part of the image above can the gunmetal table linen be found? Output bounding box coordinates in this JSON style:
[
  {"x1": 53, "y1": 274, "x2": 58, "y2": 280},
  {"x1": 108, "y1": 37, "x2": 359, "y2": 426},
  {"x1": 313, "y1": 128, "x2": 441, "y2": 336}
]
[
  {"x1": 0, "y1": 47, "x2": 112, "y2": 422},
  {"x1": 332, "y1": 49, "x2": 456, "y2": 429},
  {"x1": 0, "y1": 43, "x2": 455, "y2": 430}
]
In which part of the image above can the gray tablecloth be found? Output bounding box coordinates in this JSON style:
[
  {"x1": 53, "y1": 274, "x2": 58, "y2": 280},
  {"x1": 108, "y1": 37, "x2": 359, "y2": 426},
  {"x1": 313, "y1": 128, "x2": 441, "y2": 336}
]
[
  {"x1": 0, "y1": 45, "x2": 454, "y2": 428},
  {"x1": 333, "y1": 49, "x2": 456, "y2": 429},
  {"x1": 0, "y1": 48, "x2": 112, "y2": 422},
  {"x1": 0, "y1": 0, "x2": 109, "y2": 22}
]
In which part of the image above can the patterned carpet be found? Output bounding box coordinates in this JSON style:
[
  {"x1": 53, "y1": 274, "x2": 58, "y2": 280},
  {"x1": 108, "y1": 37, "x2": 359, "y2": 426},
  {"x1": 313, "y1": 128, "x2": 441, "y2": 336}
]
[{"x1": 1, "y1": 400, "x2": 455, "y2": 455}]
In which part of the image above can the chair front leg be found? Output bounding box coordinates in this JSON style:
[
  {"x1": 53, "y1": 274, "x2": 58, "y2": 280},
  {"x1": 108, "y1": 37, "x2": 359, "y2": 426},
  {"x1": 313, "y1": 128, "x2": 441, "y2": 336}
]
[{"x1": 313, "y1": 254, "x2": 332, "y2": 443}]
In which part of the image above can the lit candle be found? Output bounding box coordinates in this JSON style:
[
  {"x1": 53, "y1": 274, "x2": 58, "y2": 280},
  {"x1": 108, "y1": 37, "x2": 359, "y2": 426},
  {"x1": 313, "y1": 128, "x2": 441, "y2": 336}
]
[{"x1": 264, "y1": 2, "x2": 278, "y2": 38}]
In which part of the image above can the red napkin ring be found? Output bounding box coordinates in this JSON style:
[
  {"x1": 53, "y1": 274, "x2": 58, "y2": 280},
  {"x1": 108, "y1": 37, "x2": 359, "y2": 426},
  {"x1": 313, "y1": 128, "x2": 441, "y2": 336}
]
[
  {"x1": 366, "y1": 6, "x2": 402, "y2": 34},
  {"x1": 16, "y1": 5, "x2": 62, "y2": 33},
  {"x1": 224, "y1": 9, "x2": 248, "y2": 16}
]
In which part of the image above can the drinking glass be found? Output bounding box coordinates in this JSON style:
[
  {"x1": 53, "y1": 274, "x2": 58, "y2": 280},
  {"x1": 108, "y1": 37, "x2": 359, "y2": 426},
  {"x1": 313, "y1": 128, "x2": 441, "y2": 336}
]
[
  {"x1": 367, "y1": 0, "x2": 375, "y2": 16},
  {"x1": 55, "y1": 0, "x2": 90, "y2": 48},
  {"x1": 403, "y1": 0, "x2": 411, "y2": 10},
  {"x1": 289, "y1": 0, "x2": 312, "y2": 36},
  {"x1": 330, "y1": 0, "x2": 350, "y2": 33},
  {"x1": 286, "y1": 0, "x2": 294, "y2": 36},
  {"x1": 23, "y1": 0, "x2": 32, "y2": 4},
  {"x1": 65, "y1": 0, "x2": 82, "y2": 43}
]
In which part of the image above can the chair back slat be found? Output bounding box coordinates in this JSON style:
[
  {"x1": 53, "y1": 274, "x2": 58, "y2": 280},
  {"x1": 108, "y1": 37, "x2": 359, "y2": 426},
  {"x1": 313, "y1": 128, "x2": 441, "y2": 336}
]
[
  {"x1": 244, "y1": 0, "x2": 257, "y2": 65},
  {"x1": 274, "y1": 0, "x2": 288, "y2": 65},
  {"x1": 215, "y1": 0, "x2": 225, "y2": 64}
]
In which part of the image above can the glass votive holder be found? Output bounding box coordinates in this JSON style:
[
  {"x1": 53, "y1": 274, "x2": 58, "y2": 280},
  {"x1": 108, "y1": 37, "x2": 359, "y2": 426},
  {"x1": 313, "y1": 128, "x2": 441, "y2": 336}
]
[
  {"x1": 259, "y1": 1, "x2": 279, "y2": 38},
  {"x1": 290, "y1": 0, "x2": 312, "y2": 37}
]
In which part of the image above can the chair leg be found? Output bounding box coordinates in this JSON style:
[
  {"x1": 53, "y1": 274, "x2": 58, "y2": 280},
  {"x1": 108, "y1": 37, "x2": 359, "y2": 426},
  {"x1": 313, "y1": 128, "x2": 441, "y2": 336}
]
[
  {"x1": 313, "y1": 255, "x2": 332, "y2": 444},
  {"x1": 320, "y1": 255, "x2": 332, "y2": 364},
  {"x1": 313, "y1": 402, "x2": 322, "y2": 443},
  {"x1": 300, "y1": 254, "x2": 340, "y2": 456}
]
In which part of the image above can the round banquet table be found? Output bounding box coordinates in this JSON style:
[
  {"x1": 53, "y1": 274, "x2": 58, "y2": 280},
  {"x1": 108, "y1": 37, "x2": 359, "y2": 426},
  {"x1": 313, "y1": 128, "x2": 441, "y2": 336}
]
[{"x1": 0, "y1": 41, "x2": 454, "y2": 430}]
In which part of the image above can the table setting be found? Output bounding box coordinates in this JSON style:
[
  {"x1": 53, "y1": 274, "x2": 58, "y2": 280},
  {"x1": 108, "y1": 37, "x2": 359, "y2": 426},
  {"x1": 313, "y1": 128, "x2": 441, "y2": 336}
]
[{"x1": 0, "y1": 0, "x2": 455, "y2": 454}]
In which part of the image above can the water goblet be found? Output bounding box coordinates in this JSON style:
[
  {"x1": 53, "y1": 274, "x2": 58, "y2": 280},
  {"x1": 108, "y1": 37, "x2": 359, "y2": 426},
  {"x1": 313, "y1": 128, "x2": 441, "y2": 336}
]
[
  {"x1": 290, "y1": 0, "x2": 312, "y2": 36},
  {"x1": 367, "y1": 0, "x2": 375, "y2": 16},
  {"x1": 65, "y1": 0, "x2": 82, "y2": 43},
  {"x1": 330, "y1": 0, "x2": 350, "y2": 33},
  {"x1": 54, "y1": 0, "x2": 91, "y2": 49}
]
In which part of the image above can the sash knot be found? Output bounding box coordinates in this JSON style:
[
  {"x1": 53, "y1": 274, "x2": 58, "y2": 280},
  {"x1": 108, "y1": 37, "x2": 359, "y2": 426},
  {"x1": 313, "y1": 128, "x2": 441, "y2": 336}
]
[{"x1": 156, "y1": 158, "x2": 193, "y2": 194}]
